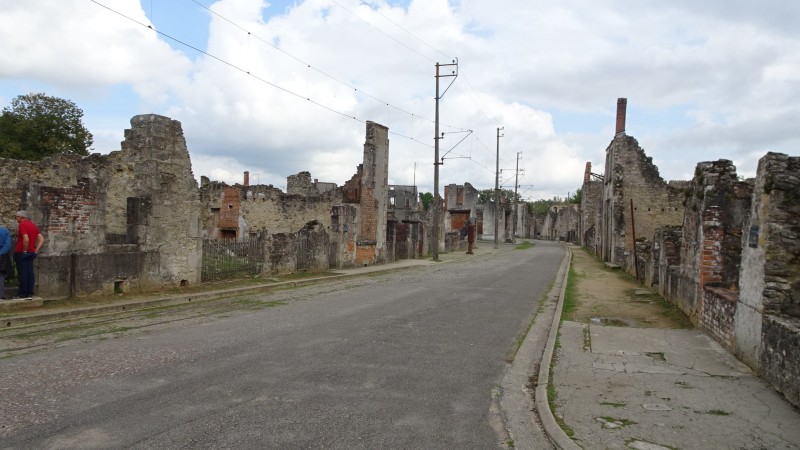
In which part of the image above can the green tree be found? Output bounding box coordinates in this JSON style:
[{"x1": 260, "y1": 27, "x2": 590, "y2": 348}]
[
  {"x1": 477, "y1": 188, "x2": 520, "y2": 205},
  {"x1": 419, "y1": 192, "x2": 434, "y2": 210},
  {"x1": 0, "y1": 93, "x2": 93, "y2": 160},
  {"x1": 568, "y1": 188, "x2": 582, "y2": 204}
]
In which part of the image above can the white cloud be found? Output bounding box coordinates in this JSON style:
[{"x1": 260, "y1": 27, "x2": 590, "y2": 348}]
[{"x1": 1, "y1": 0, "x2": 799, "y2": 199}]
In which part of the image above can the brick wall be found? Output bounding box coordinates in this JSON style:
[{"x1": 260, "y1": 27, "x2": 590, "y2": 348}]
[{"x1": 218, "y1": 186, "x2": 241, "y2": 231}]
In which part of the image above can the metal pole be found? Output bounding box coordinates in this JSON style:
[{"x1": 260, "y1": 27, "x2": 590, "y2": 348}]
[
  {"x1": 630, "y1": 198, "x2": 639, "y2": 280},
  {"x1": 433, "y1": 63, "x2": 440, "y2": 261},
  {"x1": 513, "y1": 151, "x2": 520, "y2": 243},
  {"x1": 494, "y1": 127, "x2": 503, "y2": 249}
]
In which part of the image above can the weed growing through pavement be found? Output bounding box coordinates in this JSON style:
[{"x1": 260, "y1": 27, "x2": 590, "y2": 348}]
[
  {"x1": 600, "y1": 401, "x2": 627, "y2": 408},
  {"x1": 548, "y1": 330, "x2": 575, "y2": 438}
]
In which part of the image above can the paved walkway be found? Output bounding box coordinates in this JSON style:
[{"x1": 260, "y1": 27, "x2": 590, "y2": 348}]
[{"x1": 542, "y1": 246, "x2": 800, "y2": 450}]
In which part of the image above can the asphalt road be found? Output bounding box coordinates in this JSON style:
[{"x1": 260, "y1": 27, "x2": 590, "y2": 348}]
[{"x1": 0, "y1": 241, "x2": 565, "y2": 449}]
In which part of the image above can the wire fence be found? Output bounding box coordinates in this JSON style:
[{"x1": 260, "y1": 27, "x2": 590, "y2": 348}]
[{"x1": 201, "y1": 237, "x2": 264, "y2": 282}]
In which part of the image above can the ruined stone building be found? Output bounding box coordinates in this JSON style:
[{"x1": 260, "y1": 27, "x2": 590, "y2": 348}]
[
  {"x1": 540, "y1": 204, "x2": 580, "y2": 242},
  {"x1": 0, "y1": 116, "x2": 404, "y2": 297},
  {"x1": 478, "y1": 199, "x2": 510, "y2": 242},
  {"x1": 580, "y1": 162, "x2": 603, "y2": 253},
  {"x1": 200, "y1": 120, "x2": 391, "y2": 272},
  {"x1": 441, "y1": 183, "x2": 479, "y2": 251},
  {"x1": 599, "y1": 99, "x2": 688, "y2": 269},
  {"x1": 0, "y1": 114, "x2": 201, "y2": 298},
  {"x1": 387, "y1": 184, "x2": 424, "y2": 260},
  {"x1": 444, "y1": 183, "x2": 478, "y2": 232},
  {"x1": 582, "y1": 98, "x2": 800, "y2": 407}
]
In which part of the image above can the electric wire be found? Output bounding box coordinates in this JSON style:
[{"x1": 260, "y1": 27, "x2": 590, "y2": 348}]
[{"x1": 88, "y1": 0, "x2": 433, "y2": 147}]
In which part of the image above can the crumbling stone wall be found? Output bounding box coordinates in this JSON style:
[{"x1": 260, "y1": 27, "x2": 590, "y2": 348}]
[
  {"x1": 0, "y1": 114, "x2": 201, "y2": 298},
  {"x1": 676, "y1": 160, "x2": 752, "y2": 323},
  {"x1": 480, "y1": 201, "x2": 507, "y2": 242},
  {"x1": 199, "y1": 121, "x2": 389, "y2": 273},
  {"x1": 287, "y1": 171, "x2": 313, "y2": 196},
  {"x1": 654, "y1": 226, "x2": 682, "y2": 300},
  {"x1": 541, "y1": 204, "x2": 579, "y2": 242},
  {"x1": 601, "y1": 134, "x2": 686, "y2": 271},
  {"x1": 581, "y1": 163, "x2": 603, "y2": 253},
  {"x1": 355, "y1": 121, "x2": 389, "y2": 265},
  {"x1": 737, "y1": 152, "x2": 800, "y2": 406},
  {"x1": 702, "y1": 286, "x2": 738, "y2": 352},
  {"x1": 331, "y1": 203, "x2": 358, "y2": 268}
]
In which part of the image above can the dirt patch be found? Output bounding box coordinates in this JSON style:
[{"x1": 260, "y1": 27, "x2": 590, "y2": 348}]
[{"x1": 565, "y1": 246, "x2": 691, "y2": 329}]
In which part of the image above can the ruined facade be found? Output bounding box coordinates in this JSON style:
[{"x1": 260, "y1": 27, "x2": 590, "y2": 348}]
[
  {"x1": 601, "y1": 134, "x2": 687, "y2": 269},
  {"x1": 479, "y1": 200, "x2": 510, "y2": 243},
  {"x1": 0, "y1": 116, "x2": 403, "y2": 297},
  {"x1": 0, "y1": 114, "x2": 201, "y2": 297},
  {"x1": 200, "y1": 121, "x2": 391, "y2": 273},
  {"x1": 737, "y1": 153, "x2": 800, "y2": 405},
  {"x1": 540, "y1": 204, "x2": 580, "y2": 242},
  {"x1": 580, "y1": 162, "x2": 603, "y2": 253},
  {"x1": 387, "y1": 184, "x2": 423, "y2": 260}
]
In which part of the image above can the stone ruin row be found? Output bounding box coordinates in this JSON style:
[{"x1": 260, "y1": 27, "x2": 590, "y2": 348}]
[{"x1": 576, "y1": 98, "x2": 799, "y2": 408}]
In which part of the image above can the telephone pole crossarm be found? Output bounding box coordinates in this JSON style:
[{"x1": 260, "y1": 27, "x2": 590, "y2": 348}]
[{"x1": 432, "y1": 59, "x2": 458, "y2": 262}]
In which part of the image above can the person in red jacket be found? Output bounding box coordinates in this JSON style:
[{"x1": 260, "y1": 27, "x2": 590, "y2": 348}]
[{"x1": 14, "y1": 211, "x2": 44, "y2": 299}]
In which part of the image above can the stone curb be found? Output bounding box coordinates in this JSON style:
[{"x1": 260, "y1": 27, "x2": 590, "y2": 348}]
[
  {"x1": 535, "y1": 245, "x2": 582, "y2": 450},
  {"x1": 0, "y1": 273, "x2": 357, "y2": 328}
]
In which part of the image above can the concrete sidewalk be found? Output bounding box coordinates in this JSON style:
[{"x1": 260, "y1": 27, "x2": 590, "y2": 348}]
[{"x1": 541, "y1": 247, "x2": 800, "y2": 450}]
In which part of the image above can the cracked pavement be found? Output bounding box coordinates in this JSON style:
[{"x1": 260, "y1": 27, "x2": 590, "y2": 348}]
[{"x1": 551, "y1": 321, "x2": 800, "y2": 449}]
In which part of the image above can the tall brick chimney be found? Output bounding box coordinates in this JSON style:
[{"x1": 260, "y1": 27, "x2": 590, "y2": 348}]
[
  {"x1": 615, "y1": 98, "x2": 627, "y2": 135},
  {"x1": 584, "y1": 162, "x2": 592, "y2": 183},
  {"x1": 244, "y1": 171, "x2": 250, "y2": 187}
]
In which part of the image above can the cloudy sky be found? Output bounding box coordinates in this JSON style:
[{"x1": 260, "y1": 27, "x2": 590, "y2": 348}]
[{"x1": 1, "y1": 0, "x2": 798, "y2": 201}]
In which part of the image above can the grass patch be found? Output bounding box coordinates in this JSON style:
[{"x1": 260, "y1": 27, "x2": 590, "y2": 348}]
[
  {"x1": 655, "y1": 297, "x2": 693, "y2": 328},
  {"x1": 561, "y1": 264, "x2": 578, "y2": 320},
  {"x1": 600, "y1": 416, "x2": 637, "y2": 427},
  {"x1": 548, "y1": 331, "x2": 575, "y2": 437},
  {"x1": 706, "y1": 409, "x2": 732, "y2": 416},
  {"x1": 600, "y1": 401, "x2": 626, "y2": 408},
  {"x1": 506, "y1": 310, "x2": 537, "y2": 363},
  {"x1": 515, "y1": 241, "x2": 534, "y2": 250}
]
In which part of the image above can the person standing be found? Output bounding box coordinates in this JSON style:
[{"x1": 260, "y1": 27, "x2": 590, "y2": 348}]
[
  {"x1": 0, "y1": 223, "x2": 11, "y2": 300},
  {"x1": 14, "y1": 211, "x2": 44, "y2": 299}
]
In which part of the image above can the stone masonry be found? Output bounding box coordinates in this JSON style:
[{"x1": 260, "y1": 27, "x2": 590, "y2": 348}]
[{"x1": 0, "y1": 114, "x2": 201, "y2": 297}]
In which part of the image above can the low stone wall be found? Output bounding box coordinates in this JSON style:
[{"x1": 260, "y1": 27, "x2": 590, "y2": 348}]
[
  {"x1": 700, "y1": 286, "x2": 737, "y2": 352},
  {"x1": 36, "y1": 251, "x2": 161, "y2": 298},
  {"x1": 761, "y1": 315, "x2": 800, "y2": 407}
]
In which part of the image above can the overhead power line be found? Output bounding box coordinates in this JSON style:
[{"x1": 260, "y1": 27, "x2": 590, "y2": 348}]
[
  {"x1": 88, "y1": 0, "x2": 433, "y2": 147},
  {"x1": 188, "y1": 0, "x2": 466, "y2": 134}
]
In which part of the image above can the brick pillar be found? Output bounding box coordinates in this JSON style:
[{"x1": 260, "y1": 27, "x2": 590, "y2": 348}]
[
  {"x1": 584, "y1": 162, "x2": 592, "y2": 183},
  {"x1": 243, "y1": 171, "x2": 249, "y2": 187},
  {"x1": 615, "y1": 98, "x2": 627, "y2": 135}
]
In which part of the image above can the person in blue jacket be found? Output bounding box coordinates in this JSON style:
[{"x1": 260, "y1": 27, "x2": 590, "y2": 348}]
[{"x1": 0, "y1": 223, "x2": 12, "y2": 300}]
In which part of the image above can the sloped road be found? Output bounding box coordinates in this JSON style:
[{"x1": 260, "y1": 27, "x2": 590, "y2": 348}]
[{"x1": 0, "y1": 242, "x2": 564, "y2": 449}]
